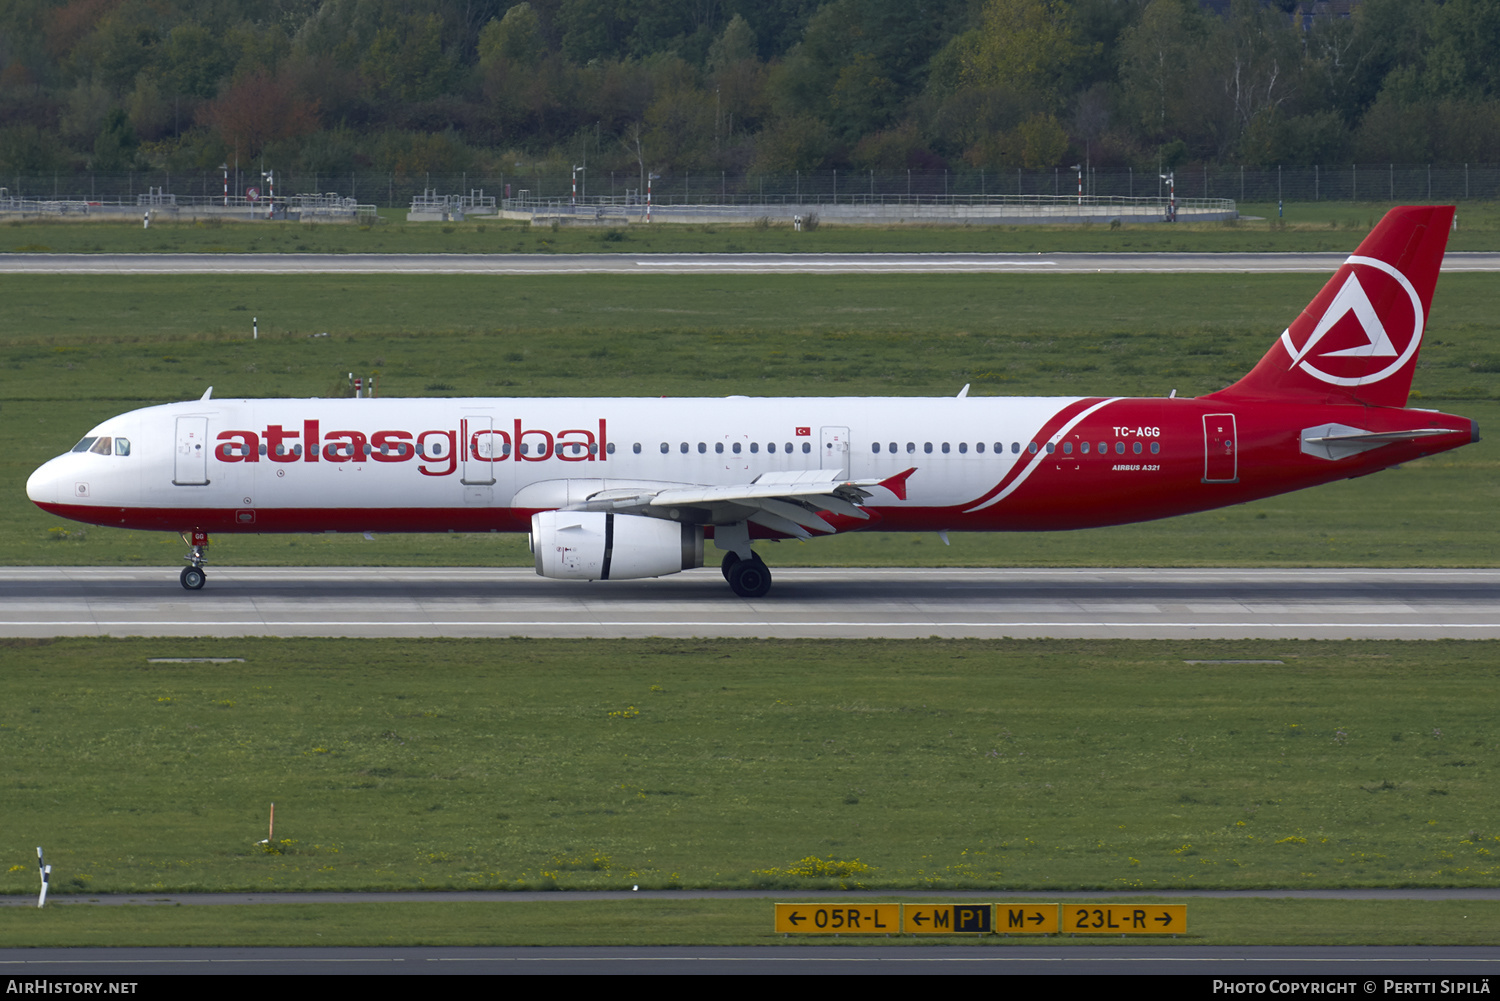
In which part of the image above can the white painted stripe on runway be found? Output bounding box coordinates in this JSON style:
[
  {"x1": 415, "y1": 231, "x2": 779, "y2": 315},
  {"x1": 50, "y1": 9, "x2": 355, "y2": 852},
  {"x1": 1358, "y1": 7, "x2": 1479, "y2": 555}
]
[{"x1": 6, "y1": 621, "x2": 1499, "y2": 629}]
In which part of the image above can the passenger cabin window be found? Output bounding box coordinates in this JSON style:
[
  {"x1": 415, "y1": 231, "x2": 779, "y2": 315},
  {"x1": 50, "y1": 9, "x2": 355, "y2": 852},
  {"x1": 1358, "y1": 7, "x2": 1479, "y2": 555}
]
[
  {"x1": 659, "y1": 442, "x2": 669, "y2": 454},
  {"x1": 802, "y1": 442, "x2": 811, "y2": 454}
]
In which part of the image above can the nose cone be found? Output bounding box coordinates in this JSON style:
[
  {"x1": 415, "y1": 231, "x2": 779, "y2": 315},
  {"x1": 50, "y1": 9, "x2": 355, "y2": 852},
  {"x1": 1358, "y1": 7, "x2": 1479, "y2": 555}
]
[{"x1": 27, "y1": 455, "x2": 67, "y2": 508}]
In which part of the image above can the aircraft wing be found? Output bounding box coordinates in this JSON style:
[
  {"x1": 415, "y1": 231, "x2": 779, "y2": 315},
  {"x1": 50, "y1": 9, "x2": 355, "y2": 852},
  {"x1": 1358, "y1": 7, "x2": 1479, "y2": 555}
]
[{"x1": 563, "y1": 467, "x2": 915, "y2": 538}]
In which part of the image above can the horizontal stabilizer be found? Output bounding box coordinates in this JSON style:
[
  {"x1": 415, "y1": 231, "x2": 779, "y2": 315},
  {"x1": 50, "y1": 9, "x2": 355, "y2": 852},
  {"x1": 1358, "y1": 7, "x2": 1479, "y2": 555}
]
[{"x1": 1301, "y1": 423, "x2": 1458, "y2": 461}]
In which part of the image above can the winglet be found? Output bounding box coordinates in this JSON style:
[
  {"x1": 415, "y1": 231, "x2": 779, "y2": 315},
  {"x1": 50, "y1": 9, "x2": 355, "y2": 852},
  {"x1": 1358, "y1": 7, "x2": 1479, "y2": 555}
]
[{"x1": 878, "y1": 466, "x2": 916, "y2": 501}]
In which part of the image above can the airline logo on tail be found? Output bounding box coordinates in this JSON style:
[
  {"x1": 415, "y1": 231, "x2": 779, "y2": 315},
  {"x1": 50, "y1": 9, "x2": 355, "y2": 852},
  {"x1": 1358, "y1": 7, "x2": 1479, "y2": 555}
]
[{"x1": 1278, "y1": 256, "x2": 1423, "y2": 388}]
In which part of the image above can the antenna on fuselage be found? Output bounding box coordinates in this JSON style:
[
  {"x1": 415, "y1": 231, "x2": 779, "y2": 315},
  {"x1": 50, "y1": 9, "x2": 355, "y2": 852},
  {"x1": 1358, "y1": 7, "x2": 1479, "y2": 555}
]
[
  {"x1": 956, "y1": 384, "x2": 970, "y2": 398},
  {"x1": 200, "y1": 387, "x2": 213, "y2": 401}
]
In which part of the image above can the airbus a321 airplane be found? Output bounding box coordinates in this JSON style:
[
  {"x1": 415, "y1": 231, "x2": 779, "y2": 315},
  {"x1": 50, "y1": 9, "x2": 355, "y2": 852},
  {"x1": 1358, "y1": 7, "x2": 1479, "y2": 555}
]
[{"x1": 27, "y1": 205, "x2": 1478, "y2": 597}]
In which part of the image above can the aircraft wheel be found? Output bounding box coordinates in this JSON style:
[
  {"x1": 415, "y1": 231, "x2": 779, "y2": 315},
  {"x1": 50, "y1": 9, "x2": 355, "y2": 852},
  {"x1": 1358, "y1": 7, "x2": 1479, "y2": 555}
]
[
  {"x1": 727, "y1": 558, "x2": 772, "y2": 598},
  {"x1": 721, "y1": 552, "x2": 740, "y2": 581},
  {"x1": 181, "y1": 566, "x2": 207, "y2": 590}
]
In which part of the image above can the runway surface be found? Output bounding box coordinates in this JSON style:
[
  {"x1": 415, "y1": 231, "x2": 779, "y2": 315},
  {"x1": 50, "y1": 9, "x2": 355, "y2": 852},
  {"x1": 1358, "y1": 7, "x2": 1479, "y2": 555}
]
[
  {"x1": 6, "y1": 567, "x2": 1498, "y2": 640},
  {"x1": 4, "y1": 250, "x2": 1500, "y2": 274}
]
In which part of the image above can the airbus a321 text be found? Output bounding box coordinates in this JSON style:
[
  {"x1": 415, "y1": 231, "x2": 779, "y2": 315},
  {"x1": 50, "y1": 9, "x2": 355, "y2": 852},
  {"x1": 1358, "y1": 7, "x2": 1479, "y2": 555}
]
[{"x1": 27, "y1": 205, "x2": 1479, "y2": 597}]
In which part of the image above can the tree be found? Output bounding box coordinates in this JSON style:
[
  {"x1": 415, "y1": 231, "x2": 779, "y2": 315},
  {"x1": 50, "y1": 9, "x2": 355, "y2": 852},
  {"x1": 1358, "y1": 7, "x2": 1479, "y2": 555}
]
[
  {"x1": 361, "y1": 12, "x2": 456, "y2": 102},
  {"x1": 91, "y1": 106, "x2": 138, "y2": 171},
  {"x1": 478, "y1": 3, "x2": 545, "y2": 69},
  {"x1": 205, "y1": 69, "x2": 319, "y2": 158},
  {"x1": 1118, "y1": 0, "x2": 1208, "y2": 137},
  {"x1": 956, "y1": 0, "x2": 1085, "y2": 97}
]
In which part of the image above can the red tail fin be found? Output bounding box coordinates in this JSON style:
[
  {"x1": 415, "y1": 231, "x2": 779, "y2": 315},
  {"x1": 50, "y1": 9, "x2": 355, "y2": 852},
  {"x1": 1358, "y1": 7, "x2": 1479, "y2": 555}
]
[{"x1": 1207, "y1": 205, "x2": 1454, "y2": 408}]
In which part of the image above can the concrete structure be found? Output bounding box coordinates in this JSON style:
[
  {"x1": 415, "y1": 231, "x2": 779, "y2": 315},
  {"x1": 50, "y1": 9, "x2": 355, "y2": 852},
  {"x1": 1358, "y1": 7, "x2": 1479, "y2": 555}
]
[
  {"x1": 0, "y1": 191, "x2": 378, "y2": 224},
  {"x1": 406, "y1": 189, "x2": 498, "y2": 222},
  {"x1": 501, "y1": 194, "x2": 1237, "y2": 227}
]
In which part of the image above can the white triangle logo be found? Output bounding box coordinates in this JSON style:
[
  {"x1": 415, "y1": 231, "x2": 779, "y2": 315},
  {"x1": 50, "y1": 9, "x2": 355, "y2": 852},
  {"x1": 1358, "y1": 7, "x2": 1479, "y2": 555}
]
[{"x1": 1287, "y1": 272, "x2": 1397, "y2": 369}]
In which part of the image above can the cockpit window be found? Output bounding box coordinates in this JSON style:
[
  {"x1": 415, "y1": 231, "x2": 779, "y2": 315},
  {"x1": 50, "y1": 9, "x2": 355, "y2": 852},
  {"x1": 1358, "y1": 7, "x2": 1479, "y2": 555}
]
[
  {"x1": 114, "y1": 438, "x2": 130, "y2": 456},
  {"x1": 71, "y1": 437, "x2": 97, "y2": 453},
  {"x1": 88, "y1": 437, "x2": 113, "y2": 455}
]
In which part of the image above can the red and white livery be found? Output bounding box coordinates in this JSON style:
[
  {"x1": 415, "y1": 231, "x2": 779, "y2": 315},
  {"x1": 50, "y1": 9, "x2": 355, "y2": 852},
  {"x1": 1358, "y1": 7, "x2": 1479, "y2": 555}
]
[{"x1": 27, "y1": 206, "x2": 1479, "y2": 596}]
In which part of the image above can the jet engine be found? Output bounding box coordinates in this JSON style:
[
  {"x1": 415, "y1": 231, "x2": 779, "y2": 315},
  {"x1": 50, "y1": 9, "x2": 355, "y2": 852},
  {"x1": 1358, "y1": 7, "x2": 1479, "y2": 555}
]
[{"x1": 530, "y1": 511, "x2": 703, "y2": 581}]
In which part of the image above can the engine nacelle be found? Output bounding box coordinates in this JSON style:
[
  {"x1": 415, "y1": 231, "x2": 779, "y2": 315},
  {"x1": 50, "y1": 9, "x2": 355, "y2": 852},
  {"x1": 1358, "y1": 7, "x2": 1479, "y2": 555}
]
[{"x1": 531, "y1": 511, "x2": 704, "y2": 581}]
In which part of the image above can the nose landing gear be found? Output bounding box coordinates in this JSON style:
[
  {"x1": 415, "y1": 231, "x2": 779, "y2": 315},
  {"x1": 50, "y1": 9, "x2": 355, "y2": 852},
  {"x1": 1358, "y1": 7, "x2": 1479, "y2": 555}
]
[{"x1": 179, "y1": 530, "x2": 208, "y2": 590}]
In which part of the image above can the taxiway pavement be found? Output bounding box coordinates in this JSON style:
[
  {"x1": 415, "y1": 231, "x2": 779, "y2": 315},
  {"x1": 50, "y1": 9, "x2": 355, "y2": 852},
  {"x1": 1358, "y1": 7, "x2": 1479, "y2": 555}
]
[{"x1": 4, "y1": 567, "x2": 1497, "y2": 640}]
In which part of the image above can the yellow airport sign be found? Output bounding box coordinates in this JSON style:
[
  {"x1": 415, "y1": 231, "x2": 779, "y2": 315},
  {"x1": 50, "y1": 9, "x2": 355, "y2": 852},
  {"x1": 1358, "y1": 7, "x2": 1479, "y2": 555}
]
[
  {"x1": 996, "y1": 904, "x2": 1060, "y2": 934},
  {"x1": 902, "y1": 904, "x2": 992, "y2": 934},
  {"x1": 775, "y1": 903, "x2": 899, "y2": 935},
  {"x1": 1063, "y1": 904, "x2": 1186, "y2": 935}
]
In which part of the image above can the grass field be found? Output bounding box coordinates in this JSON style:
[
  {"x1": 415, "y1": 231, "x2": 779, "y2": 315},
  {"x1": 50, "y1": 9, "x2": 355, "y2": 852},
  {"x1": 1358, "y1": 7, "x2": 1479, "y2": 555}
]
[
  {"x1": 2, "y1": 898, "x2": 1498, "y2": 947},
  {"x1": 3, "y1": 198, "x2": 1500, "y2": 256},
  {"x1": 3, "y1": 219, "x2": 1497, "y2": 951},
  {"x1": 4, "y1": 269, "x2": 1497, "y2": 568},
  {"x1": 1, "y1": 637, "x2": 1496, "y2": 899}
]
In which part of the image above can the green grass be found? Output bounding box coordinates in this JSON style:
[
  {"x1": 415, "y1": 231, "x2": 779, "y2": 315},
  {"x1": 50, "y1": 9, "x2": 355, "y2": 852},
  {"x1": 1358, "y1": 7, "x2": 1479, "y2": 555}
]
[
  {"x1": 4, "y1": 199, "x2": 1500, "y2": 254},
  {"x1": 2, "y1": 898, "x2": 1498, "y2": 947},
  {"x1": 4, "y1": 270, "x2": 1497, "y2": 568},
  {"x1": 2, "y1": 637, "x2": 1498, "y2": 897}
]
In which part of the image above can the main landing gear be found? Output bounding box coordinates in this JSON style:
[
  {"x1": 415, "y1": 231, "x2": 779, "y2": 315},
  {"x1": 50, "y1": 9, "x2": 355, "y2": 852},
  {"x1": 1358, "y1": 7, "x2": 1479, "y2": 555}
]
[
  {"x1": 179, "y1": 530, "x2": 208, "y2": 590},
  {"x1": 720, "y1": 551, "x2": 772, "y2": 598}
]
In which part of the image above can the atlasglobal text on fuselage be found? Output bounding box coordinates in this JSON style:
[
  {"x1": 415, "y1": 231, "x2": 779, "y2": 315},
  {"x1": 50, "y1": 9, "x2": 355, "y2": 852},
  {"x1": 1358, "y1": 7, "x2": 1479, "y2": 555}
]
[{"x1": 26, "y1": 206, "x2": 1479, "y2": 596}]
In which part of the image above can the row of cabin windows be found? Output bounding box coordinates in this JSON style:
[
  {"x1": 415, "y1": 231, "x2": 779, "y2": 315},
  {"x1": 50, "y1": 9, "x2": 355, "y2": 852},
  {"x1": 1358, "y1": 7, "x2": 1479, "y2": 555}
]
[
  {"x1": 637, "y1": 441, "x2": 815, "y2": 455},
  {"x1": 232, "y1": 438, "x2": 1163, "y2": 459},
  {"x1": 873, "y1": 440, "x2": 1162, "y2": 456},
  {"x1": 625, "y1": 440, "x2": 1163, "y2": 457}
]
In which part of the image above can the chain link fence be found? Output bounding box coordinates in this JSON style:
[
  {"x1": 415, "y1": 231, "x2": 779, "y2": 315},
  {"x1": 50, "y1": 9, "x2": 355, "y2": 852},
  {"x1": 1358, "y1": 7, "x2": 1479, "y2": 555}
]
[{"x1": 1, "y1": 165, "x2": 1495, "y2": 212}]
